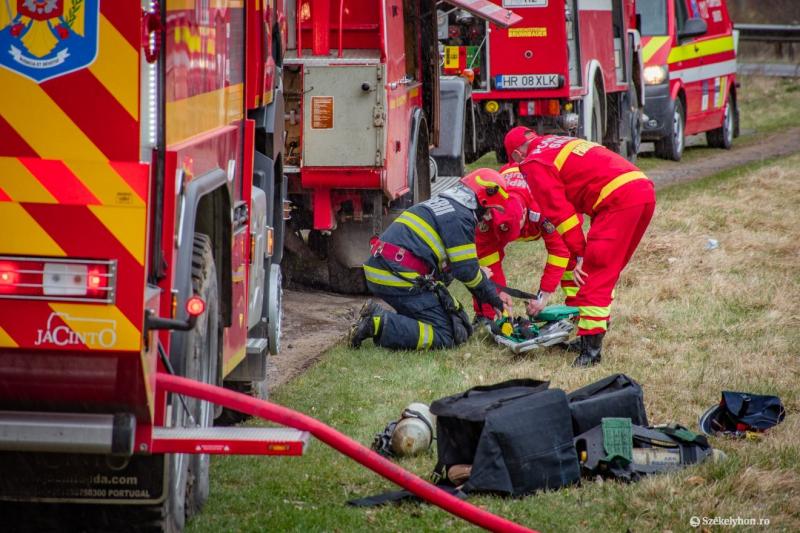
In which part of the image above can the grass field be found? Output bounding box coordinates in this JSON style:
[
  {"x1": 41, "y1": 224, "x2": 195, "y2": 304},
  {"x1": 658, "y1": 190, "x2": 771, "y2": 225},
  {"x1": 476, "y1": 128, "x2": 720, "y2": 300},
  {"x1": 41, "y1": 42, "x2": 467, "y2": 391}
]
[{"x1": 187, "y1": 151, "x2": 800, "y2": 530}]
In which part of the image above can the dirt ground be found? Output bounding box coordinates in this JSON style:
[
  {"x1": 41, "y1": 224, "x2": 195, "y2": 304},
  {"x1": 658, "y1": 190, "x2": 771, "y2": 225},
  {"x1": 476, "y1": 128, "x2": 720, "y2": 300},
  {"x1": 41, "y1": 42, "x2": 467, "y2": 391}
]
[
  {"x1": 645, "y1": 126, "x2": 800, "y2": 188},
  {"x1": 272, "y1": 127, "x2": 800, "y2": 391},
  {"x1": 268, "y1": 289, "x2": 364, "y2": 390}
]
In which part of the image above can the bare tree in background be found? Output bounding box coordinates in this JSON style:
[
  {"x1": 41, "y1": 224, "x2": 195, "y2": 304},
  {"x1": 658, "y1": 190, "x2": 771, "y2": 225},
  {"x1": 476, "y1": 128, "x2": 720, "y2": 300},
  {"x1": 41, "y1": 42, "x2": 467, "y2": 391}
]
[{"x1": 728, "y1": 0, "x2": 800, "y2": 24}]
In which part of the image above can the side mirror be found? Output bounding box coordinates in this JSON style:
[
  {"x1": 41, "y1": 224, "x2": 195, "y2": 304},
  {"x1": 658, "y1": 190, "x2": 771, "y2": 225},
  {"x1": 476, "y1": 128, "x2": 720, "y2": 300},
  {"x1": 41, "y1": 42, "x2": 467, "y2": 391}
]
[{"x1": 679, "y1": 17, "x2": 707, "y2": 40}]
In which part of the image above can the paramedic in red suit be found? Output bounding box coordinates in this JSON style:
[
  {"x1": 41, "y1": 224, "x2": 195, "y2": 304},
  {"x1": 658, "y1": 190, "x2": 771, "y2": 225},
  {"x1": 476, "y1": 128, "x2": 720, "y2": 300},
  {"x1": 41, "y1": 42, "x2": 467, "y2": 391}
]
[
  {"x1": 505, "y1": 126, "x2": 656, "y2": 367},
  {"x1": 472, "y1": 164, "x2": 574, "y2": 322}
]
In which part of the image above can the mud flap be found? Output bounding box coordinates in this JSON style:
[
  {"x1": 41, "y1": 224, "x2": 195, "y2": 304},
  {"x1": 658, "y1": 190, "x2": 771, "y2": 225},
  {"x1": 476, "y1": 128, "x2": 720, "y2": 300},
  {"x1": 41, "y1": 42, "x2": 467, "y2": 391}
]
[
  {"x1": 431, "y1": 77, "x2": 471, "y2": 177},
  {"x1": 0, "y1": 452, "x2": 167, "y2": 503}
]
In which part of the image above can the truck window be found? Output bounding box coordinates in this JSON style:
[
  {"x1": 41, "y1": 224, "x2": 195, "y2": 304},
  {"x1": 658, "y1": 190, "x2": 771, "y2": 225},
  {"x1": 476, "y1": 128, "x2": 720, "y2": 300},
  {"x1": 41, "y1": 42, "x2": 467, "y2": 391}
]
[
  {"x1": 675, "y1": 0, "x2": 688, "y2": 35},
  {"x1": 636, "y1": 0, "x2": 668, "y2": 36}
]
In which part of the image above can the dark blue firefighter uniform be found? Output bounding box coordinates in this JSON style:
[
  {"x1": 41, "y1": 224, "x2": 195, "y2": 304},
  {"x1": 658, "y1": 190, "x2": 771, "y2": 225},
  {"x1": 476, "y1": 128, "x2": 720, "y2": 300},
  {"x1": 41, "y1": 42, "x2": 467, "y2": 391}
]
[{"x1": 364, "y1": 187, "x2": 504, "y2": 350}]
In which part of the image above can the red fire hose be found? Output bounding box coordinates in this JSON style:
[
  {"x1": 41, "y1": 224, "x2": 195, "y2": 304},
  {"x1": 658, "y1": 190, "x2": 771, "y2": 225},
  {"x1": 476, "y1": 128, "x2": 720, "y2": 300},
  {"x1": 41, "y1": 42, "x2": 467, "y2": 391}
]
[{"x1": 157, "y1": 374, "x2": 536, "y2": 533}]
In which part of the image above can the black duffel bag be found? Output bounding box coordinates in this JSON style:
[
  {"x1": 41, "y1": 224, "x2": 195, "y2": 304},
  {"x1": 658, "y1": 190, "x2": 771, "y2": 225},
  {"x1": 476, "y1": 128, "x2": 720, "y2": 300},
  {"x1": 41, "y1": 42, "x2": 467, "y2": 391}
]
[
  {"x1": 567, "y1": 374, "x2": 648, "y2": 436},
  {"x1": 430, "y1": 379, "x2": 581, "y2": 496}
]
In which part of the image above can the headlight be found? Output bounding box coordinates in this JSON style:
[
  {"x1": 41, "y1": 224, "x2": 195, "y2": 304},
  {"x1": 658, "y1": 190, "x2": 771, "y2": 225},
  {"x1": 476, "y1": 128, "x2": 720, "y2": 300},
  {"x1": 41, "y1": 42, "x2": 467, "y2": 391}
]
[{"x1": 643, "y1": 65, "x2": 668, "y2": 85}]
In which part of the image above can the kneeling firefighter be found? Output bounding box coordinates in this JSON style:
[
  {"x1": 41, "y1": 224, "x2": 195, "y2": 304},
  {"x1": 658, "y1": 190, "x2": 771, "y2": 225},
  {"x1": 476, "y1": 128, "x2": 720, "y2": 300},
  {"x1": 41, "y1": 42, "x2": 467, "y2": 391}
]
[{"x1": 349, "y1": 169, "x2": 510, "y2": 350}]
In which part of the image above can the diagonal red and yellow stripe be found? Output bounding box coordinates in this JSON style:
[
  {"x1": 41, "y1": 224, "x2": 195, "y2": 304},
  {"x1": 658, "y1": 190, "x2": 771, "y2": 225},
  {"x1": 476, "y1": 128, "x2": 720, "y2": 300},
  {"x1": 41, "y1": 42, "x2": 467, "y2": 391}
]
[{"x1": 0, "y1": 4, "x2": 139, "y2": 163}]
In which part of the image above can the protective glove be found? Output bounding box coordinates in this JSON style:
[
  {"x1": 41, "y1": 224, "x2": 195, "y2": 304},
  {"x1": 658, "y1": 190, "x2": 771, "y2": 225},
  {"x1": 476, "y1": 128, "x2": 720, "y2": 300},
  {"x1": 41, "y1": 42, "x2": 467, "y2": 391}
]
[{"x1": 526, "y1": 290, "x2": 552, "y2": 317}]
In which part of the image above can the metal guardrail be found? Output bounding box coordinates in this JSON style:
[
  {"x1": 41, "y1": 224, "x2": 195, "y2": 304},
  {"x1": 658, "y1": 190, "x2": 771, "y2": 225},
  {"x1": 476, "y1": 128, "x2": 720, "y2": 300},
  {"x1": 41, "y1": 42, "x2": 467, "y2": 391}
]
[{"x1": 735, "y1": 23, "x2": 800, "y2": 43}]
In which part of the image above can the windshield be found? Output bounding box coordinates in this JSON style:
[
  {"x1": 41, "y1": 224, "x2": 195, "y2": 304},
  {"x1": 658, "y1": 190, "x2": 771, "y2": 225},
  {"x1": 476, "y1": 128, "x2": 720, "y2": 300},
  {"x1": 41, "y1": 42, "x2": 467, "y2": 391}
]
[{"x1": 637, "y1": 0, "x2": 669, "y2": 36}]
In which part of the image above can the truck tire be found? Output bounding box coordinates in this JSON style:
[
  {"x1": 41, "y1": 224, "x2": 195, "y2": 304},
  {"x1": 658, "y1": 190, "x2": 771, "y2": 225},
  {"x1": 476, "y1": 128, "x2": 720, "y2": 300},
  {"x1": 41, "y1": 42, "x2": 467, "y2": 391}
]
[
  {"x1": 655, "y1": 98, "x2": 685, "y2": 161},
  {"x1": 184, "y1": 233, "x2": 221, "y2": 517},
  {"x1": 589, "y1": 88, "x2": 603, "y2": 143},
  {"x1": 415, "y1": 127, "x2": 432, "y2": 202},
  {"x1": 327, "y1": 255, "x2": 368, "y2": 294},
  {"x1": 624, "y1": 82, "x2": 643, "y2": 162},
  {"x1": 494, "y1": 126, "x2": 509, "y2": 164},
  {"x1": 706, "y1": 94, "x2": 734, "y2": 149}
]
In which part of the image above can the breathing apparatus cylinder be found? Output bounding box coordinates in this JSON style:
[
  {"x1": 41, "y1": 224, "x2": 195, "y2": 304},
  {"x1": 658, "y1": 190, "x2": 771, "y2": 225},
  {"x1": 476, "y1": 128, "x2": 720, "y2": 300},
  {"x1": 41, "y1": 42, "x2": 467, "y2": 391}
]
[{"x1": 390, "y1": 403, "x2": 436, "y2": 457}]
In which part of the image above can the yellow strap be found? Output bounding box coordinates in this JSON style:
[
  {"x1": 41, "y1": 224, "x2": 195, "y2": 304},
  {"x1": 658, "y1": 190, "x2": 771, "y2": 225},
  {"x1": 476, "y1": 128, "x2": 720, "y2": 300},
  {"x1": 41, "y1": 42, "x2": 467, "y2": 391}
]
[
  {"x1": 416, "y1": 321, "x2": 426, "y2": 350},
  {"x1": 397, "y1": 212, "x2": 445, "y2": 261},
  {"x1": 593, "y1": 171, "x2": 647, "y2": 210},
  {"x1": 553, "y1": 139, "x2": 583, "y2": 170},
  {"x1": 464, "y1": 270, "x2": 483, "y2": 289},
  {"x1": 363, "y1": 265, "x2": 416, "y2": 287},
  {"x1": 479, "y1": 252, "x2": 501, "y2": 267},
  {"x1": 579, "y1": 305, "x2": 611, "y2": 318},
  {"x1": 447, "y1": 243, "x2": 478, "y2": 263},
  {"x1": 561, "y1": 270, "x2": 574, "y2": 281},
  {"x1": 547, "y1": 254, "x2": 570, "y2": 268},
  {"x1": 561, "y1": 286, "x2": 579, "y2": 297},
  {"x1": 556, "y1": 214, "x2": 580, "y2": 235},
  {"x1": 501, "y1": 166, "x2": 521, "y2": 175},
  {"x1": 425, "y1": 324, "x2": 434, "y2": 349},
  {"x1": 553, "y1": 139, "x2": 600, "y2": 170},
  {"x1": 372, "y1": 316, "x2": 382, "y2": 336},
  {"x1": 578, "y1": 318, "x2": 608, "y2": 331}
]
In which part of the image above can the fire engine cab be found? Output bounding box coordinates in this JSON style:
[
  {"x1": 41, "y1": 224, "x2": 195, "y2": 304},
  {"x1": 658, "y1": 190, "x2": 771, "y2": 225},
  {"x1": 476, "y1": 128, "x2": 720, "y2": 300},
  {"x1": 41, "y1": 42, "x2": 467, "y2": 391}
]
[
  {"x1": 638, "y1": 0, "x2": 739, "y2": 160},
  {"x1": 432, "y1": 0, "x2": 645, "y2": 170}
]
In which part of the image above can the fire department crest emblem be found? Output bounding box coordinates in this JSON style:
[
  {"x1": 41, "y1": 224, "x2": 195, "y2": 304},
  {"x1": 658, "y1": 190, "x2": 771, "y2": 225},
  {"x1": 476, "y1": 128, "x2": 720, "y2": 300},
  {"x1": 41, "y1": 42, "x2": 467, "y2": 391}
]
[{"x1": 0, "y1": 0, "x2": 99, "y2": 83}]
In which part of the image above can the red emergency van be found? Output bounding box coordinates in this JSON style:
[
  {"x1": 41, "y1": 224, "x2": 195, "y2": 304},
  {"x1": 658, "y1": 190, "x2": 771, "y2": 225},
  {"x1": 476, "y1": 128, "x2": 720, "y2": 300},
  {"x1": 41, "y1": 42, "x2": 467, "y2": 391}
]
[{"x1": 638, "y1": 0, "x2": 739, "y2": 160}]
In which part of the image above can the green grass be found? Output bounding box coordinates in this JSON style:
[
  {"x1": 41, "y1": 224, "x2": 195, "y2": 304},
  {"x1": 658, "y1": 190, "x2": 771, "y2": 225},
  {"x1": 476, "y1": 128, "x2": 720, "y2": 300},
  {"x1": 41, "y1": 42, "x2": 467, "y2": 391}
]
[
  {"x1": 188, "y1": 155, "x2": 800, "y2": 532},
  {"x1": 466, "y1": 75, "x2": 800, "y2": 174}
]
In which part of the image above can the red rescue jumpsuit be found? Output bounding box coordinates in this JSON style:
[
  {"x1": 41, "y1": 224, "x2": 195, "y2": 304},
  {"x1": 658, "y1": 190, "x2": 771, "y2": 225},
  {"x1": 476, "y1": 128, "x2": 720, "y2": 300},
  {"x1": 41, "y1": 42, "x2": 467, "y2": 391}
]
[
  {"x1": 472, "y1": 165, "x2": 574, "y2": 319},
  {"x1": 519, "y1": 136, "x2": 656, "y2": 336}
]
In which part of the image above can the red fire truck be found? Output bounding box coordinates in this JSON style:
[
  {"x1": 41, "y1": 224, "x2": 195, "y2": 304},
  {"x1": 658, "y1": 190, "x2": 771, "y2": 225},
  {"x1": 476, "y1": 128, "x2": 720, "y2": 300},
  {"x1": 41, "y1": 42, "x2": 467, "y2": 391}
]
[
  {"x1": 280, "y1": 0, "x2": 521, "y2": 293},
  {"x1": 433, "y1": 0, "x2": 645, "y2": 168},
  {"x1": 0, "y1": 1, "x2": 297, "y2": 529}
]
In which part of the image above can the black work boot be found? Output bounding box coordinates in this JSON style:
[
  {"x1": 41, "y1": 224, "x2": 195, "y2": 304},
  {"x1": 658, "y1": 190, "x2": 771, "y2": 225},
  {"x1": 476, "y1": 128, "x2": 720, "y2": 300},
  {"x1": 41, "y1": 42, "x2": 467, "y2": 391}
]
[
  {"x1": 557, "y1": 337, "x2": 581, "y2": 353},
  {"x1": 572, "y1": 333, "x2": 604, "y2": 367},
  {"x1": 348, "y1": 300, "x2": 384, "y2": 348}
]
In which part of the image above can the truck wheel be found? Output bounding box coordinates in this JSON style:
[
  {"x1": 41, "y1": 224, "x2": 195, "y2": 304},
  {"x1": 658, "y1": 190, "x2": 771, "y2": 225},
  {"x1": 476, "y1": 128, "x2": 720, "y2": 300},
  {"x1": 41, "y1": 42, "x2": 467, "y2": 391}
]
[
  {"x1": 494, "y1": 127, "x2": 509, "y2": 164},
  {"x1": 589, "y1": 89, "x2": 603, "y2": 143},
  {"x1": 415, "y1": 127, "x2": 431, "y2": 202},
  {"x1": 625, "y1": 82, "x2": 643, "y2": 162},
  {"x1": 151, "y1": 234, "x2": 222, "y2": 531},
  {"x1": 184, "y1": 234, "x2": 221, "y2": 517},
  {"x1": 654, "y1": 98, "x2": 685, "y2": 161},
  {"x1": 327, "y1": 257, "x2": 367, "y2": 294},
  {"x1": 706, "y1": 95, "x2": 734, "y2": 149}
]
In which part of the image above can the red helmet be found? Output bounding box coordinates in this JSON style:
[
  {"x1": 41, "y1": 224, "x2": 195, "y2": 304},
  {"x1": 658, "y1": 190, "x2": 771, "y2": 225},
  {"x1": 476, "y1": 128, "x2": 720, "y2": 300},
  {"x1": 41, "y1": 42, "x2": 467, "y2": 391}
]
[
  {"x1": 504, "y1": 126, "x2": 538, "y2": 162},
  {"x1": 460, "y1": 168, "x2": 509, "y2": 211}
]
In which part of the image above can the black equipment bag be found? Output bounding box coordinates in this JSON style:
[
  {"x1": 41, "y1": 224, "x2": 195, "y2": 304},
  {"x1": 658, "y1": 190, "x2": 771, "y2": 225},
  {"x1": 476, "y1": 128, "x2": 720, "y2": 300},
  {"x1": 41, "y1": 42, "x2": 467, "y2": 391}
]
[
  {"x1": 699, "y1": 391, "x2": 786, "y2": 436},
  {"x1": 567, "y1": 374, "x2": 648, "y2": 436},
  {"x1": 430, "y1": 379, "x2": 581, "y2": 496}
]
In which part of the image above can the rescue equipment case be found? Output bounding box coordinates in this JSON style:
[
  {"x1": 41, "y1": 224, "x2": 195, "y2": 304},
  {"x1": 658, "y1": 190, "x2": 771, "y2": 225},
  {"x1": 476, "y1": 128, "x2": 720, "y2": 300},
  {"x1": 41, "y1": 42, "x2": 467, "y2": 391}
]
[{"x1": 567, "y1": 373, "x2": 649, "y2": 436}]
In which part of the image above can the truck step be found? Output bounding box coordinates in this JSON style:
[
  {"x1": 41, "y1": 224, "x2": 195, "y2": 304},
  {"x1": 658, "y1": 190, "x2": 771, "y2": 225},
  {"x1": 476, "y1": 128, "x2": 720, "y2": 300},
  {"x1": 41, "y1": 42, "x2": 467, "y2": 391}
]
[
  {"x1": 152, "y1": 427, "x2": 310, "y2": 456},
  {"x1": 246, "y1": 337, "x2": 269, "y2": 355}
]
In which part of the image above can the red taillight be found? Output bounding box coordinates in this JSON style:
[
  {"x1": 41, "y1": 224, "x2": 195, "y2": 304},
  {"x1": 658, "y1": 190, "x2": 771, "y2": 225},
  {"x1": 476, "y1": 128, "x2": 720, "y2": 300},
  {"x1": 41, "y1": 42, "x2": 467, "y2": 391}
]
[
  {"x1": 0, "y1": 256, "x2": 116, "y2": 302},
  {"x1": 185, "y1": 296, "x2": 206, "y2": 316},
  {"x1": 85, "y1": 267, "x2": 109, "y2": 298},
  {"x1": 0, "y1": 268, "x2": 17, "y2": 286}
]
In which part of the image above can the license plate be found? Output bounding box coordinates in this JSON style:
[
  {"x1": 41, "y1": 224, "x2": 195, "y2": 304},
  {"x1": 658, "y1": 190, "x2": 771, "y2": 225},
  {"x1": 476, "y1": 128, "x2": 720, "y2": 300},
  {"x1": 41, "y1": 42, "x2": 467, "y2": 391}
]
[
  {"x1": 495, "y1": 74, "x2": 561, "y2": 90},
  {"x1": 503, "y1": 0, "x2": 548, "y2": 7}
]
